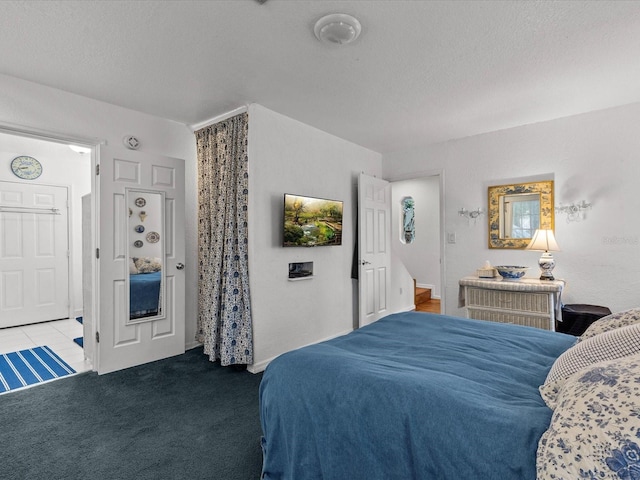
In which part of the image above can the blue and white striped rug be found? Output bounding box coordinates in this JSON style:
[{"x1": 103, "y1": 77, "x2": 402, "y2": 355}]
[{"x1": 0, "y1": 346, "x2": 76, "y2": 394}]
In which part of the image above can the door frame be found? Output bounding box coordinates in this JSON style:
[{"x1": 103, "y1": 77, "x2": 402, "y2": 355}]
[
  {"x1": 386, "y1": 169, "x2": 446, "y2": 314},
  {"x1": 0, "y1": 121, "x2": 103, "y2": 369}
]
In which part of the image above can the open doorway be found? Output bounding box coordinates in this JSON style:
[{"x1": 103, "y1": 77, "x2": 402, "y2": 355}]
[
  {"x1": 0, "y1": 130, "x2": 93, "y2": 376},
  {"x1": 390, "y1": 171, "x2": 444, "y2": 314}
]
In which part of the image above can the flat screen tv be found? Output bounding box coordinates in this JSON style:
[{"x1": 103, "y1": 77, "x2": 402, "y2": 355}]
[{"x1": 283, "y1": 194, "x2": 343, "y2": 247}]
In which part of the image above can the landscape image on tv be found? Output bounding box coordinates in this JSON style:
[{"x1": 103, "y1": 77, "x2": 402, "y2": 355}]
[{"x1": 283, "y1": 194, "x2": 343, "y2": 247}]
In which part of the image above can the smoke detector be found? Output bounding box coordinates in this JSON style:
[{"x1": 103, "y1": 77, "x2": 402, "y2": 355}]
[{"x1": 314, "y1": 13, "x2": 362, "y2": 46}]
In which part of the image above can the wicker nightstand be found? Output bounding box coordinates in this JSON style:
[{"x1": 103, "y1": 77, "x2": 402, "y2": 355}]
[{"x1": 459, "y1": 276, "x2": 565, "y2": 331}]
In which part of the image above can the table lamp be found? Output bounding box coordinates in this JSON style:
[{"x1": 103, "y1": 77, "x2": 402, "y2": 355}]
[{"x1": 526, "y1": 229, "x2": 560, "y2": 280}]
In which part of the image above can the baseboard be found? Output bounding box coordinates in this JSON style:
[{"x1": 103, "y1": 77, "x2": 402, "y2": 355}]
[
  {"x1": 248, "y1": 328, "x2": 353, "y2": 374},
  {"x1": 185, "y1": 341, "x2": 203, "y2": 350}
]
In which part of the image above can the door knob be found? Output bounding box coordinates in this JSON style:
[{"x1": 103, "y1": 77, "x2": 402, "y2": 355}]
[
  {"x1": 176, "y1": 263, "x2": 185, "y2": 270},
  {"x1": 361, "y1": 260, "x2": 371, "y2": 265}
]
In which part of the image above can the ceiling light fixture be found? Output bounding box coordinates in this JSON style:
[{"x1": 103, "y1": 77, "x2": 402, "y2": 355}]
[{"x1": 314, "y1": 13, "x2": 362, "y2": 46}]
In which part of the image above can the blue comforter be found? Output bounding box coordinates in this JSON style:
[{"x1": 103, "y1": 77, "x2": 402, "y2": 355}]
[
  {"x1": 129, "y1": 271, "x2": 161, "y2": 317},
  {"x1": 260, "y1": 311, "x2": 576, "y2": 480}
]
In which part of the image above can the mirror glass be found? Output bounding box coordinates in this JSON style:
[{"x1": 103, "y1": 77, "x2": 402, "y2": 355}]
[
  {"x1": 488, "y1": 180, "x2": 554, "y2": 249},
  {"x1": 126, "y1": 189, "x2": 165, "y2": 323},
  {"x1": 401, "y1": 196, "x2": 415, "y2": 244}
]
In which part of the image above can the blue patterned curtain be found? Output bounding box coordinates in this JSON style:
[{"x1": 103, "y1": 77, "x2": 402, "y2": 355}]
[{"x1": 195, "y1": 113, "x2": 253, "y2": 366}]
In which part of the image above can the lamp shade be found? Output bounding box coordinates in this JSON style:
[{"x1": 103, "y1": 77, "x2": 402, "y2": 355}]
[{"x1": 526, "y1": 229, "x2": 560, "y2": 252}]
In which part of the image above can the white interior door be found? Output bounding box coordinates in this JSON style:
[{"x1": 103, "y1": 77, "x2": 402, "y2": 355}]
[
  {"x1": 0, "y1": 181, "x2": 69, "y2": 328},
  {"x1": 97, "y1": 146, "x2": 185, "y2": 374},
  {"x1": 358, "y1": 173, "x2": 391, "y2": 327}
]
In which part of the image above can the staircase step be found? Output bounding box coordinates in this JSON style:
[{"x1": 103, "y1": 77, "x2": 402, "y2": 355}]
[{"x1": 415, "y1": 287, "x2": 432, "y2": 304}]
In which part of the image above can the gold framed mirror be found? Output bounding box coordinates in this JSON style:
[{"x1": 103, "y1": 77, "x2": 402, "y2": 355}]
[{"x1": 488, "y1": 180, "x2": 554, "y2": 249}]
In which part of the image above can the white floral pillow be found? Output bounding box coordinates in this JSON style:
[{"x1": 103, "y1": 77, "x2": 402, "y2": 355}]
[
  {"x1": 540, "y1": 323, "x2": 640, "y2": 409},
  {"x1": 129, "y1": 257, "x2": 139, "y2": 274},
  {"x1": 133, "y1": 256, "x2": 162, "y2": 274},
  {"x1": 537, "y1": 353, "x2": 640, "y2": 480},
  {"x1": 579, "y1": 307, "x2": 640, "y2": 342}
]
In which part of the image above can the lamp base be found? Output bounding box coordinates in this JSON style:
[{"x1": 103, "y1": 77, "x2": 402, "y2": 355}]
[
  {"x1": 538, "y1": 252, "x2": 556, "y2": 281},
  {"x1": 539, "y1": 271, "x2": 555, "y2": 281}
]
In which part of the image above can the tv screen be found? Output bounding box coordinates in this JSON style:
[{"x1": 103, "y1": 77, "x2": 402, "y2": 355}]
[{"x1": 283, "y1": 194, "x2": 343, "y2": 247}]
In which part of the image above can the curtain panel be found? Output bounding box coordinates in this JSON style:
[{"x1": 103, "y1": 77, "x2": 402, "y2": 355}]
[{"x1": 195, "y1": 113, "x2": 253, "y2": 366}]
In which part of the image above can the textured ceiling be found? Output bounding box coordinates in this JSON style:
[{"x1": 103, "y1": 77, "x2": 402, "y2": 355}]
[{"x1": 1, "y1": 0, "x2": 640, "y2": 153}]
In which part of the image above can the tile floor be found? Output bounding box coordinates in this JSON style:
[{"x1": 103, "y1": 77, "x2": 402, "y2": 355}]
[{"x1": 0, "y1": 318, "x2": 92, "y2": 374}]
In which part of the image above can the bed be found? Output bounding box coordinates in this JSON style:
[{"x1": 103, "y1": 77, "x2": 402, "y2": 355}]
[{"x1": 259, "y1": 311, "x2": 578, "y2": 480}]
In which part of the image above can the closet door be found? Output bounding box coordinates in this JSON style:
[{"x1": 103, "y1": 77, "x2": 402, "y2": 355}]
[{"x1": 0, "y1": 181, "x2": 69, "y2": 328}]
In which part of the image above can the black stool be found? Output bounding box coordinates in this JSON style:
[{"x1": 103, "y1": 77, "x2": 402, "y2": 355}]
[{"x1": 558, "y1": 304, "x2": 612, "y2": 336}]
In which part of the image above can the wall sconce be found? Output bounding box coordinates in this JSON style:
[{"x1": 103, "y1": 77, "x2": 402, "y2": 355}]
[
  {"x1": 458, "y1": 207, "x2": 484, "y2": 224},
  {"x1": 555, "y1": 201, "x2": 591, "y2": 223}
]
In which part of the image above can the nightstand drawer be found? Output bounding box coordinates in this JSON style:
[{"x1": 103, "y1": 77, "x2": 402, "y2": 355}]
[{"x1": 465, "y1": 288, "x2": 551, "y2": 314}]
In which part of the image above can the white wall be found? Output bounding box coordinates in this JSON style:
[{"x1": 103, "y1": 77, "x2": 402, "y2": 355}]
[
  {"x1": 0, "y1": 75, "x2": 384, "y2": 370},
  {"x1": 382, "y1": 102, "x2": 640, "y2": 316},
  {"x1": 247, "y1": 104, "x2": 382, "y2": 371},
  {"x1": 391, "y1": 176, "x2": 441, "y2": 297},
  {"x1": 0, "y1": 133, "x2": 91, "y2": 318},
  {"x1": 0, "y1": 74, "x2": 198, "y2": 346}
]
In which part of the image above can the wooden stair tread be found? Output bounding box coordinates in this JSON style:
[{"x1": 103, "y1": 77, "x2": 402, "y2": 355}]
[{"x1": 414, "y1": 286, "x2": 432, "y2": 304}]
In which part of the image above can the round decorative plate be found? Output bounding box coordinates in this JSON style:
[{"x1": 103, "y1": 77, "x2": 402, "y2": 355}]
[
  {"x1": 146, "y1": 231, "x2": 160, "y2": 243},
  {"x1": 133, "y1": 240, "x2": 143, "y2": 248},
  {"x1": 134, "y1": 225, "x2": 145, "y2": 233},
  {"x1": 135, "y1": 197, "x2": 146, "y2": 207},
  {"x1": 11, "y1": 156, "x2": 43, "y2": 180}
]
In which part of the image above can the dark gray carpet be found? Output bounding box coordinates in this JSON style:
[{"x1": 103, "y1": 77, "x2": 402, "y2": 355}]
[{"x1": 0, "y1": 347, "x2": 264, "y2": 480}]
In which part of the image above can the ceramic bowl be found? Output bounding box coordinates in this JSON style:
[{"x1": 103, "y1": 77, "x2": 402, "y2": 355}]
[{"x1": 494, "y1": 265, "x2": 528, "y2": 280}]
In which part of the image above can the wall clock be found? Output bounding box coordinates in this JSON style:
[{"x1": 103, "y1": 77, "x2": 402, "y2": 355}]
[{"x1": 11, "y1": 156, "x2": 42, "y2": 180}]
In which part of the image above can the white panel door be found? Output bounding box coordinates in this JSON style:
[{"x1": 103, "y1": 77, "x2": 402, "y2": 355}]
[
  {"x1": 97, "y1": 146, "x2": 185, "y2": 374},
  {"x1": 358, "y1": 173, "x2": 390, "y2": 327},
  {"x1": 0, "y1": 181, "x2": 69, "y2": 328}
]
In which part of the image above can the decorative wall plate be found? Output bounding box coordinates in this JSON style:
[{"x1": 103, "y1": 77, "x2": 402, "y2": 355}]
[
  {"x1": 133, "y1": 240, "x2": 143, "y2": 248},
  {"x1": 134, "y1": 225, "x2": 145, "y2": 233},
  {"x1": 135, "y1": 197, "x2": 146, "y2": 207},
  {"x1": 146, "y1": 231, "x2": 160, "y2": 243}
]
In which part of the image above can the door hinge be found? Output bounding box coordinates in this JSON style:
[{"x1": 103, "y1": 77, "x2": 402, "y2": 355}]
[
  {"x1": 96, "y1": 164, "x2": 100, "y2": 175},
  {"x1": 67, "y1": 250, "x2": 70, "y2": 258},
  {"x1": 95, "y1": 331, "x2": 100, "y2": 343},
  {"x1": 96, "y1": 248, "x2": 100, "y2": 259}
]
